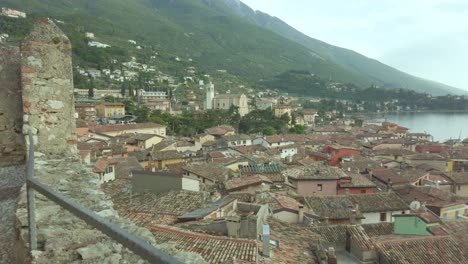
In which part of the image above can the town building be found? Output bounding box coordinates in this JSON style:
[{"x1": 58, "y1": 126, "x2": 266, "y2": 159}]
[
  {"x1": 132, "y1": 170, "x2": 200, "y2": 194},
  {"x1": 75, "y1": 103, "x2": 97, "y2": 122},
  {"x1": 1, "y1": 7, "x2": 26, "y2": 18},
  {"x1": 95, "y1": 102, "x2": 125, "y2": 118},
  {"x1": 283, "y1": 162, "x2": 348, "y2": 196},
  {"x1": 274, "y1": 104, "x2": 292, "y2": 119},
  {"x1": 93, "y1": 158, "x2": 117, "y2": 183},
  {"x1": 213, "y1": 93, "x2": 249, "y2": 116},
  {"x1": 142, "y1": 99, "x2": 171, "y2": 112},
  {"x1": 136, "y1": 89, "x2": 168, "y2": 102}
]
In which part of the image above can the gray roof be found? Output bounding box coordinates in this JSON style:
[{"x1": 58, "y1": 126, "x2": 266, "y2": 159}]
[{"x1": 178, "y1": 197, "x2": 236, "y2": 220}]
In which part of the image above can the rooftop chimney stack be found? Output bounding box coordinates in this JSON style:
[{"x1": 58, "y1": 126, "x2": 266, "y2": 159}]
[
  {"x1": 262, "y1": 224, "x2": 270, "y2": 258},
  {"x1": 298, "y1": 205, "x2": 304, "y2": 224}
]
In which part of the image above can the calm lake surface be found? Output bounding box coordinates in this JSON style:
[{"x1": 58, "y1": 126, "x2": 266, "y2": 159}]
[{"x1": 384, "y1": 112, "x2": 468, "y2": 142}]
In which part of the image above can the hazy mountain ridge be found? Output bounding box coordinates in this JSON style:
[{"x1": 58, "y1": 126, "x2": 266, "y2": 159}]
[
  {"x1": 220, "y1": 0, "x2": 463, "y2": 95},
  {"x1": 0, "y1": 0, "x2": 463, "y2": 95}
]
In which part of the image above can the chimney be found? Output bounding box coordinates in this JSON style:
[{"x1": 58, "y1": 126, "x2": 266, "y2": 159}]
[
  {"x1": 327, "y1": 247, "x2": 337, "y2": 264},
  {"x1": 324, "y1": 217, "x2": 329, "y2": 225},
  {"x1": 350, "y1": 209, "x2": 357, "y2": 224},
  {"x1": 345, "y1": 188, "x2": 350, "y2": 195},
  {"x1": 421, "y1": 202, "x2": 427, "y2": 212},
  {"x1": 387, "y1": 178, "x2": 393, "y2": 192},
  {"x1": 262, "y1": 224, "x2": 270, "y2": 257},
  {"x1": 298, "y1": 205, "x2": 304, "y2": 224}
]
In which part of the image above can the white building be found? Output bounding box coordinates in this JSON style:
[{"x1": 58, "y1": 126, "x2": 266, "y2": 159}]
[
  {"x1": 88, "y1": 41, "x2": 111, "y2": 48},
  {"x1": 1, "y1": 8, "x2": 26, "y2": 18},
  {"x1": 206, "y1": 82, "x2": 215, "y2": 110},
  {"x1": 85, "y1": 32, "x2": 95, "y2": 39},
  {"x1": 93, "y1": 159, "x2": 116, "y2": 184}
]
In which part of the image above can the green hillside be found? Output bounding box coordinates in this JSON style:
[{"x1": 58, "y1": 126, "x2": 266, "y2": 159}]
[
  {"x1": 221, "y1": 0, "x2": 463, "y2": 95},
  {"x1": 0, "y1": 0, "x2": 462, "y2": 95}
]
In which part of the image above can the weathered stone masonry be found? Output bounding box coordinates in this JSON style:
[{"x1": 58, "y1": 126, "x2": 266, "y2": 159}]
[
  {"x1": 0, "y1": 45, "x2": 25, "y2": 166},
  {"x1": 0, "y1": 19, "x2": 206, "y2": 264},
  {"x1": 20, "y1": 18, "x2": 77, "y2": 156}
]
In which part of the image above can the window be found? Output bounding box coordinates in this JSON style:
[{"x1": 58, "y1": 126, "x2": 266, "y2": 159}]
[
  {"x1": 105, "y1": 166, "x2": 113, "y2": 174},
  {"x1": 360, "y1": 190, "x2": 366, "y2": 194},
  {"x1": 380, "y1": 212, "x2": 386, "y2": 222},
  {"x1": 317, "y1": 184, "x2": 323, "y2": 191}
]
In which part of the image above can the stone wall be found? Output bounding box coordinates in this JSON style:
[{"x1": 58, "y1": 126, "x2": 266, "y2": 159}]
[
  {"x1": 0, "y1": 166, "x2": 26, "y2": 264},
  {"x1": 15, "y1": 159, "x2": 205, "y2": 264},
  {"x1": 7, "y1": 19, "x2": 207, "y2": 264},
  {"x1": 20, "y1": 18, "x2": 77, "y2": 156},
  {"x1": 0, "y1": 45, "x2": 25, "y2": 166},
  {"x1": 0, "y1": 43, "x2": 27, "y2": 264}
]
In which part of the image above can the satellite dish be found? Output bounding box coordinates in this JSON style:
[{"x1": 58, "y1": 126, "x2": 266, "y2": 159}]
[{"x1": 410, "y1": 200, "x2": 421, "y2": 210}]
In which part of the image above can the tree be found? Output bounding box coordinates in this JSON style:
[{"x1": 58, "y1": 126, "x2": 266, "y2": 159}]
[
  {"x1": 87, "y1": 78, "x2": 94, "y2": 98},
  {"x1": 88, "y1": 86, "x2": 94, "y2": 98},
  {"x1": 263, "y1": 126, "x2": 276, "y2": 135}
]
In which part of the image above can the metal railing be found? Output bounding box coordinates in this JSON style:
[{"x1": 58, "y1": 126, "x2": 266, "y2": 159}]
[{"x1": 26, "y1": 132, "x2": 182, "y2": 264}]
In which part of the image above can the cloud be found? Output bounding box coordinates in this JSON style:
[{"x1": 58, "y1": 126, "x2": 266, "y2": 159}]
[{"x1": 242, "y1": 0, "x2": 468, "y2": 91}]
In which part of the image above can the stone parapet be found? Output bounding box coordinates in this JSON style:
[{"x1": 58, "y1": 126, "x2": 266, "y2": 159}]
[
  {"x1": 20, "y1": 18, "x2": 77, "y2": 157},
  {"x1": 15, "y1": 158, "x2": 206, "y2": 263}
]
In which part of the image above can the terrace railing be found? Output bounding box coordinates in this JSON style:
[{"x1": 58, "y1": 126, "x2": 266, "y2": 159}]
[{"x1": 26, "y1": 132, "x2": 182, "y2": 264}]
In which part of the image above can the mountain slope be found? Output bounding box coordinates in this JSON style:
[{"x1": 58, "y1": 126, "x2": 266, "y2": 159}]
[
  {"x1": 221, "y1": 0, "x2": 464, "y2": 95},
  {"x1": 0, "y1": 0, "x2": 462, "y2": 95}
]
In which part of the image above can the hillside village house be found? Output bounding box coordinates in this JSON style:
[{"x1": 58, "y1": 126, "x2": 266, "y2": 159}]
[
  {"x1": 283, "y1": 162, "x2": 348, "y2": 196},
  {"x1": 114, "y1": 133, "x2": 165, "y2": 150},
  {"x1": 95, "y1": 102, "x2": 125, "y2": 118},
  {"x1": 213, "y1": 94, "x2": 249, "y2": 117},
  {"x1": 219, "y1": 134, "x2": 253, "y2": 147},
  {"x1": 305, "y1": 192, "x2": 409, "y2": 225},
  {"x1": 142, "y1": 99, "x2": 171, "y2": 112},
  {"x1": 205, "y1": 125, "x2": 236, "y2": 138},
  {"x1": 74, "y1": 89, "x2": 123, "y2": 98},
  {"x1": 256, "y1": 192, "x2": 315, "y2": 224},
  {"x1": 182, "y1": 163, "x2": 230, "y2": 185},
  {"x1": 274, "y1": 105, "x2": 293, "y2": 119},
  {"x1": 93, "y1": 158, "x2": 117, "y2": 183},
  {"x1": 324, "y1": 144, "x2": 360, "y2": 166},
  {"x1": 379, "y1": 121, "x2": 409, "y2": 138},
  {"x1": 75, "y1": 103, "x2": 97, "y2": 122},
  {"x1": 303, "y1": 110, "x2": 317, "y2": 127}
]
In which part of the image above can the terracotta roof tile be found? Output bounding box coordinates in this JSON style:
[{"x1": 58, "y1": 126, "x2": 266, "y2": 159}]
[
  {"x1": 374, "y1": 235, "x2": 468, "y2": 264},
  {"x1": 148, "y1": 225, "x2": 258, "y2": 263},
  {"x1": 224, "y1": 175, "x2": 273, "y2": 192}
]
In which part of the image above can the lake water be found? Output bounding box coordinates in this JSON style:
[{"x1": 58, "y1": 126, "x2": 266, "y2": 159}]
[{"x1": 384, "y1": 112, "x2": 468, "y2": 142}]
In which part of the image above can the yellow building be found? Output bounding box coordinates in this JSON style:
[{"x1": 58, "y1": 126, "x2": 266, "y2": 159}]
[
  {"x1": 96, "y1": 102, "x2": 125, "y2": 118},
  {"x1": 446, "y1": 159, "x2": 468, "y2": 172},
  {"x1": 274, "y1": 105, "x2": 292, "y2": 118},
  {"x1": 427, "y1": 202, "x2": 468, "y2": 220},
  {"x1": 213, "y1": 94, "x2": 249, "y2": 117}
]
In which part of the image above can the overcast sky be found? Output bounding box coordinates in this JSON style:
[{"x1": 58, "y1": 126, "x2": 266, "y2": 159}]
[{"x1": 242, "y1": 0, "x2": 468, "y2": 92}]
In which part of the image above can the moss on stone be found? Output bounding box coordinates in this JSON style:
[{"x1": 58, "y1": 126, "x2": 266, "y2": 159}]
[{"x1": 51, "y1": 36, "x2": 60, "y2": 44}]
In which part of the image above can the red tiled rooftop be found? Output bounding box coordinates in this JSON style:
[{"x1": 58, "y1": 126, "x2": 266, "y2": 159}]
[
  {"x1": 148, "y1": 225, "x2": 258, "y2": 264},
  {"x1": 224, "y1": 175, "x2": 273, "y2": 192}
]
